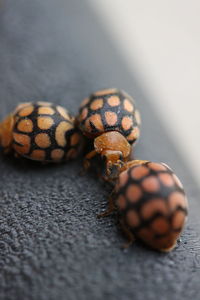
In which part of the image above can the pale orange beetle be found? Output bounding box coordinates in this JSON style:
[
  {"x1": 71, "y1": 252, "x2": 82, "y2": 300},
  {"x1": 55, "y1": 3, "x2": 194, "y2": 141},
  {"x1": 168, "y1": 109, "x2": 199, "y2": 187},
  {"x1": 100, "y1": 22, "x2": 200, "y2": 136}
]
[
  {"x1": 100, "y1": 160, "x2": 188, "y2": 252},
  {"x1": 0, "y1": 102, "x2": 84, "y2": 162},
  {"x1": 77, "y1": 88, "x2": 141, "y2": 180}
]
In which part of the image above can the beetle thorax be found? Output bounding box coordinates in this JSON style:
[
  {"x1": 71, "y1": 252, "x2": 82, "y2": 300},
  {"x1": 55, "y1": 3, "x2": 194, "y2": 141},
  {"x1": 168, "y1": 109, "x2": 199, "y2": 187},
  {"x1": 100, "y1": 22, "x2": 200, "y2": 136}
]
[{"x1": 94, "y1": 131, "x2": 131, "y2": 158}]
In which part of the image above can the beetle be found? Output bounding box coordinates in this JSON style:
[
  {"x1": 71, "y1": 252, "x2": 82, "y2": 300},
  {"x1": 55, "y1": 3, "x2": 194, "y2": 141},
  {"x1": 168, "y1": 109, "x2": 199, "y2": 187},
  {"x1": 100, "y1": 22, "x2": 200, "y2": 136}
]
[
  {"x1": 99, "y1": 160, "x2": 188, "y2": 252},
  {"x1": 0, "y1": 101, "x2": 84, "y2": 162},
  {"x1": 77, "y1": 88, "x2": 141, "y2": 180}
]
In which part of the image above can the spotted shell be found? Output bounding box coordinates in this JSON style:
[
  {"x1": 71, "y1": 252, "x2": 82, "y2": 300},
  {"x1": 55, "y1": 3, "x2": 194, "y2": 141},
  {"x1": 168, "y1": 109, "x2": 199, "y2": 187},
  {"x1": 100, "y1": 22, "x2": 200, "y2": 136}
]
[
  {"x1": 114, "y1": 161, "x2": 188, "y2": 251},
  {"x1": 10, "y1": 102, "x2": 83, "y2": 162},
  {"x1": 78, "y1": 88, "x2": 141, "y2": 144}
]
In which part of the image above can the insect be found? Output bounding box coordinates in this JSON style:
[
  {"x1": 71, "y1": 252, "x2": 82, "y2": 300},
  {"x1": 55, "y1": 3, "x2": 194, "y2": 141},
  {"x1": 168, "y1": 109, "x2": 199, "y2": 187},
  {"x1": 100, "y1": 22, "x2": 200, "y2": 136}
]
[
  {"x1": 100, "y1": 160, "x2": 188, "y2": 252},
  {"x1": 77, "y1": 88, "x2": 141, "y2": 180},
  {"x1": 0, "y1": 101, "x2": 84, "y2": 162}
]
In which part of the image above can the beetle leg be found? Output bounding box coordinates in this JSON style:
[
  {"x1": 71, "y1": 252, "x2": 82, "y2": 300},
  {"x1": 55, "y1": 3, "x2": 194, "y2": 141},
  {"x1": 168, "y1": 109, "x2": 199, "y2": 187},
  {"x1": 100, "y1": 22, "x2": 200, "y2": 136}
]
[
  {"x1": 83, "y1": 150, "x2": 98, "y2": 171},
  {"x1": 120, "y1": 219, "x2": 135, "y2": 248},
  {"x1": 97, "y1": 191, "x2": 116, "y2": 218}
]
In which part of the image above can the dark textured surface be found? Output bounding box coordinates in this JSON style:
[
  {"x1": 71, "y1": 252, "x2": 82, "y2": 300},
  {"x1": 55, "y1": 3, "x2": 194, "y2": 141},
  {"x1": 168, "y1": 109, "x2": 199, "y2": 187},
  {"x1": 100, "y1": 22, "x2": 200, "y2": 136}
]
[{"x1": 0, "y1": 1, "x2": 200, "y2": 300}]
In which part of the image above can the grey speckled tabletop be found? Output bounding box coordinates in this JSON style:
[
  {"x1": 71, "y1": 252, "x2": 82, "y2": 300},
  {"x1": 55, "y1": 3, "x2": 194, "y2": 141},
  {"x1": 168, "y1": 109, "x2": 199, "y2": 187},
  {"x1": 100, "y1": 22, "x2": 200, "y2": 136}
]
[{"x1": 0, "y1": 1, "x2": 200, "y2": 300}]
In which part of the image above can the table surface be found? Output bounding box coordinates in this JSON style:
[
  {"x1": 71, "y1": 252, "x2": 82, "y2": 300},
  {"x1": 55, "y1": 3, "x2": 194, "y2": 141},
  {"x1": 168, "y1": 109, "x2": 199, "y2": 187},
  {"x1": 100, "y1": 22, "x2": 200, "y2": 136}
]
[{"x1": 0, "y1": 1, "x2": 200, "y2": 300}]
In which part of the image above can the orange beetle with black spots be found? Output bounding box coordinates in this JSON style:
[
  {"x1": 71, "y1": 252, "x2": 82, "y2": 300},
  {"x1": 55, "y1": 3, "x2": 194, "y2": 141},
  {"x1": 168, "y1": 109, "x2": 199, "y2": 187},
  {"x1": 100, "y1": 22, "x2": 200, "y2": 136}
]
[
  {"x1": 99, "y1": 160, "x2": 188, "y2": 252},
  {"x1": 0, "y1": 102, "x2": 84, "y2": 162},
  {"x1": 77, "y1": 88, "x2": 141, "y2": 180}
]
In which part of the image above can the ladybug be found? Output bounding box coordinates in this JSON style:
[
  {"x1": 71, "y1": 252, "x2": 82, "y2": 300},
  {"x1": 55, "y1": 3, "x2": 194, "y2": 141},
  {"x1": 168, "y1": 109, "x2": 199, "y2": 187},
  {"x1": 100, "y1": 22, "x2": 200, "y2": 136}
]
[
  {"x1": 77, "y1": 88, "x2": 141, "y2": 180},
  {"x1": 0, "y1": 101, "x2": 84, "y2": 162},
  {"x1": 100, "y1": 160, "x2": 188, "y2": 252}
]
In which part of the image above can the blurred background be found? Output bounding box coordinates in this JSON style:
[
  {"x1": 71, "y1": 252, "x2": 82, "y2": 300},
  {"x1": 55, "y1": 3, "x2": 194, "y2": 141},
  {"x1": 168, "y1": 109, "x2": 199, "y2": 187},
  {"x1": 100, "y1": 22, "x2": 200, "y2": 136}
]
[{"x1": 88, "y1": 0, "x2": 200, "y2": 183}]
